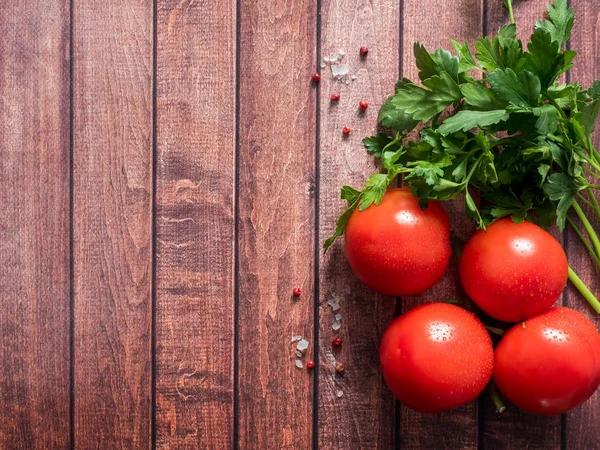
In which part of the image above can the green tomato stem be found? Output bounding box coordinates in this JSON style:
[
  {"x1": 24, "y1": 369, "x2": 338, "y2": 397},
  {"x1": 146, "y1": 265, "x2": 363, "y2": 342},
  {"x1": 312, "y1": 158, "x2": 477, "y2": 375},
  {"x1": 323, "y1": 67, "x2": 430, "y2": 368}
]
[
  {"x1": 505, "y1": 0, "x2": 515, "y2": 25},
  {"x1": 568, "y1": 266, "x2": 600, "y2": 314},
  {"x1": 567, "y1": 216, "x2": 600, "y2": 269},
  {"x1": 485, "y1": 325, "x2": 506, "y2": 336},
  {"x1": 487, "y1": 382, "x2": 506, "y2": 414},
  {"x1": 572, "y1": 200, "x2": 600, "y2": 259}
]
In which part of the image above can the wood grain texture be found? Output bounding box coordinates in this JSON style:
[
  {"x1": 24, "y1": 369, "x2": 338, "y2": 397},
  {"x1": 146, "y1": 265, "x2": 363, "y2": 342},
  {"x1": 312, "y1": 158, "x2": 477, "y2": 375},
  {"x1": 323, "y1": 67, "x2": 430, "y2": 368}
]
[
  {"x1": 480, "y1": 3, "x2": 563, "y2": 449},
  {"x1": 0, "y1": 1, "x2": 71, "y2": 448},
  {"x1": 398, "y1": 1, "x2": 482, "y2": 448},
  {"x1": 155, "y1": 0, "x2": 236, "y2": 448},
  {"x1": 565, "y1": 2, "x2": 600, "y2": 448},
  {"x1": 72, "y1": 0, "x2": 153, "y2": 447},
  {"x1": 237, "y1": 0, "x2": 317, "y2": 448},
  {"x1": 317, "y1": 0, "x2": 399, "y2": 448}
]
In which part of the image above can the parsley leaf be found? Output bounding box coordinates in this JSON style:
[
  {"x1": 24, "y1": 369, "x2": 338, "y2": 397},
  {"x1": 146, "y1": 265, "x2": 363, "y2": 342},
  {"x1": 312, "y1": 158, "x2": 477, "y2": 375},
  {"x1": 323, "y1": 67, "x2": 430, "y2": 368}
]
[
  {"x1": 363, "y1": 133, "x2": 394, "y2": 158},
  {"x1": 438, "y1": 110, "x2": 509, "y2": 134},
  {"x1": 323, "y1": 198, "x2": 360, "y2": 252},
  {"x1": 476, "y1": 36, "x2": 504, "y2": 72},
  {"x1": 533, "y1": 104, "x2": 559, "y2": 134},
  {"x1": 451, "y1": 40, "x2": 480, "y2": 72},
  {"x1": 525, "y1": 28, "x2": 563, "y2": 89},
  {"x1": 432, "y1": 48, "x2": 460, "y2": 82},
  {"x1": 414, "y1": 43, "x2": 438, "y2": 81},
  {"x1": 360, "y1": 174, "x2": 392, "y2": 210},
  {"x1": 543, "y1": 173, "x2": 582, "y2": 230},
  {"x1": 379, "y1": 83, "x2": 420, "y2": 132},
  {"x1": 461, "y1": 83, "x2": 505, "y2": 110},
  {"x1": 535, "y1": 0, "x2": 574, "y2": 49},
  {"x1": 341, "y1": 185, "x2": 361, "y2": 203},
  {"x1": 488, "y1": 68, "x2": 541, "y2": 107},
  {"x1": 390, "y1": 73, "x2": 461, "y2": 122}
]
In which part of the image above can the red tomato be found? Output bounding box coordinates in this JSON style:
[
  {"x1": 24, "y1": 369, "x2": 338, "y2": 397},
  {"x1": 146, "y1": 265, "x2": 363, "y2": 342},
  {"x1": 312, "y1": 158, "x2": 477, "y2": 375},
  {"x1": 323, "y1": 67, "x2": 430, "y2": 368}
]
[
  {"x1": 459, "y1": 218, "x2": 568, "y2": 322},
  {"x1": 494, "y1": 307, "x2": 600, "y2": 415},
  {"x1": 345, "y1": 188, "x2": 451, "y2": 296},
  {"x1": 380, "y1": 303, "x2": 494, "y2": 413}
]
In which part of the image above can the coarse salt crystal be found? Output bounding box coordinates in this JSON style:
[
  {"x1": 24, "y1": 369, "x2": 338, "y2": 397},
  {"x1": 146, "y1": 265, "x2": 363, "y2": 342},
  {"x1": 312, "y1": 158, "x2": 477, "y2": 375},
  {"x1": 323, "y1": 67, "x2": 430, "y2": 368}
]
[
  {"x1": 296, "y1": 350, "x2": 303, "y2": 358},
  {"x1": 320, "y1": 62, "x2": 326, "y2": 68},
  {"x1": 331, "y1": 320, "x2": 341, "y2": 331},
  {"x1": 297, "y1": 339, "x2": 309, "y2": 352},
  {"x1": 339, "y1": 49, "x2": 345, "y2": 56},
  {"x1": 337, "y1": 390, "x2": 344, "y2": 398},
  {"x1": 292, "y1": 335, "x2": 302, "y2": 342},
  {"x1": 323, "y1": 56, "x2": 330, "y2": 62},
  {"x1": 351, "y1": 74, "x2": 357, "y2": 80},
  {"x1": 331, "y1": 63, "x2": 349, "y2": 77},
  {"x1": 332, "y1": 303, "x2": 340, "y2": 312},
  {"x1": 296, "y1": 360, "x2": 304, "y2": 369},
  {"x1": 335, "y1": 313, "x2": 342, "y2": 321}
]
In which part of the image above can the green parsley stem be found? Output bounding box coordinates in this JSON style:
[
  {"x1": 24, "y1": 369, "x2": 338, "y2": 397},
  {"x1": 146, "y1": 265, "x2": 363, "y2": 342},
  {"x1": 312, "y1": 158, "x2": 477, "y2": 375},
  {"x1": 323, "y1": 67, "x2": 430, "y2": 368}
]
[
  {"x1": 586, "y1": 158, "x2": 600, "y2": 174},
  {"x1": 581, "y1": 137, "x2": 600, "y2": 167},
  {"x1": 568, "y1": 266, "x2": 600, "y2": 314},
  {"x1": 583, "y1": 165, "x2": 600, "y2": 179},
  {"x1": 585, "y1": 187, "x2": 600, "y2": 223},
  {"x1": 487, "y1": 382, "x2": 506, "y2": 414},
  {"x1": 590, "y1": 143, "x2": 600, "y2": 166},
  {"x1": 576, "y1": 192, "x2": 596, "y2": 211},
  {"x1": 505, "y1": 0, "x2": 515, "y2": 25},
  {"x1": 572, "y1": 200, "x2": 600, "y2": 259},
  {"x1": 567, "y1": 216, "x2": 600, "y2": 268},
  {"x1": 546, "y1": 96, "x2": 568, "y2": 120}
]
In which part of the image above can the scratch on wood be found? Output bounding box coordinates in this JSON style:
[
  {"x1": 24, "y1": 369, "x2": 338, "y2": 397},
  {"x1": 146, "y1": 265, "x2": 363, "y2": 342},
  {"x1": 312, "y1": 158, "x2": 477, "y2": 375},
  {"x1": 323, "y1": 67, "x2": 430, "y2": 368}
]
[
  {"x1": 158, "y1": 239, "x2": 194, "y2": 249},
  {"x1": 159, "y1": 216, "x2": 196, "y2": 224}
]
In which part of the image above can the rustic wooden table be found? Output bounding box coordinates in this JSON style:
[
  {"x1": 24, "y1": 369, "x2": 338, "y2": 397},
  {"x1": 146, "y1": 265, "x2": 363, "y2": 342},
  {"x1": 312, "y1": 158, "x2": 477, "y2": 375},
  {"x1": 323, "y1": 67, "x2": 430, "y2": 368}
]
[{"x1": 1, "y1": 0, "x2": 598, "y2": 448}]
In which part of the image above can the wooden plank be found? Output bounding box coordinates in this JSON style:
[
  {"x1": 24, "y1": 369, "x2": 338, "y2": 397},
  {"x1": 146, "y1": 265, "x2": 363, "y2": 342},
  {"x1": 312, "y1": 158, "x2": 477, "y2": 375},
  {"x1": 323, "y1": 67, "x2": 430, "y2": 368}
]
[
  {"x1": 479, "y1": 3, "x2": 563, "y2": 449},
  {"x1": 398, "y1": 1, "x2": 483, "y2": 448},
  {"x1": 565, "y1": 2, "x2": 600, "y2": 448},
  {"x1": 72, "y1": 0, "x2": 153, "y2": 447},
  {"x1": 154, "y1": 0, "x2": 236, "y2": 448},
  {"x1": 0, "y1": 1, "x2": 71, "y2": 447},
  {"x1": 316, "y1": 1, "x2": 399, "y2": 448},
  {"x1": 237, "y1": 0, "x2": 317, "y2": 447}
]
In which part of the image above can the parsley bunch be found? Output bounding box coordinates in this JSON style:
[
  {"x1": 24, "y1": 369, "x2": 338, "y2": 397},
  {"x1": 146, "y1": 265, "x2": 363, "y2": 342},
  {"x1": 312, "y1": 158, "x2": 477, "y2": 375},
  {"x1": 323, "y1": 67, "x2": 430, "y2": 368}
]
[{"x1": 325, "y1": 0, "x2": 600, "y2": 312}]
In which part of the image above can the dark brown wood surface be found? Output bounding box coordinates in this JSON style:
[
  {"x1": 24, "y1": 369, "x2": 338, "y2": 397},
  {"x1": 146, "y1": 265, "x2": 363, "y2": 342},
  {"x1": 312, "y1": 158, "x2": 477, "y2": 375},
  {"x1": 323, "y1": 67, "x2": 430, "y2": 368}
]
[
  {"x1": 72, "y1": 0, "x2": 153, "y2": 447},
  {"x1": 0, "y1": 1, "x2": 71, "y2": 448},
  {"x1": 236, "y1": 0, "x2": 316, "y2": 448},
  {"x1": 155, "y1": 0, "x2": 236, "y2": 448},
  {"x1": 0, "y1": 0, "x2": 599, "y2": 448}
]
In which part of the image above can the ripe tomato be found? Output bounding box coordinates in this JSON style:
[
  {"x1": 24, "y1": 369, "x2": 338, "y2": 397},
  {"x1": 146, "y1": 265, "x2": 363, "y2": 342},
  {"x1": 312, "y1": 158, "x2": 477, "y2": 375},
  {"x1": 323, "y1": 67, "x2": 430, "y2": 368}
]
[
  {"x1": 380, "y1": 303, "x2": 494, "y2": 413},
  {"x1": 345, "y1": 188, "x2": 451, "y2": 296},
  {"x1": 494, "y1": 307, "x2": 600, "y2": 415},
  {"x1": 459, "y1": 218, "x2": 568, "y2": 322}
]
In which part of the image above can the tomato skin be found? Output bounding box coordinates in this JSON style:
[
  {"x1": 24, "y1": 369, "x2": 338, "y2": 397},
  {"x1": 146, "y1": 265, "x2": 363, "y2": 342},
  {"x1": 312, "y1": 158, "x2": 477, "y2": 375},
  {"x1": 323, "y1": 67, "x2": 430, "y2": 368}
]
[
  {"x1": 345, "y1": 188, "x2": 451, "y2": 296},
  {"x1": 380, "y1": 303, "x2": 494, "y2": 413},
  {"x1": 494, "y1": 307, "x2": 600, "y2": 415},
  {"x1": 459, "y1": 218, "x2": 568, "y2": 322}
]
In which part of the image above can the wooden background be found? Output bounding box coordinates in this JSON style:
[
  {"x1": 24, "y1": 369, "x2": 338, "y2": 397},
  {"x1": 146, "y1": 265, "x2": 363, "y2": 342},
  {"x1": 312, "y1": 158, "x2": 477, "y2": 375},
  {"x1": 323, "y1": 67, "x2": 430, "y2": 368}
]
[{"x1": 1, "y1": 0, "x2": 598, "y2": 448}]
